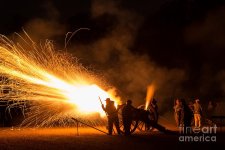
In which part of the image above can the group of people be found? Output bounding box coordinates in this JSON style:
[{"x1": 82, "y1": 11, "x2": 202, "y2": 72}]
[
  {"x1": 101, "y1": 98, "x2": 136, "y2": 136},
  {"x1": 101, "y1": 97, "x2": 213, "y2": 135},
  {"x1": 174, "y1": 99, "x2": 203, "y2": 128}
]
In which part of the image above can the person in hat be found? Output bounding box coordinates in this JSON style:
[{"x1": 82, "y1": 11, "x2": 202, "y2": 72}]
[
  {"x1": 122, "y1": 99, "x2": 136, "y2": 135},
  {"x1": 102, "y1": 98, "x2": 120, "y2": 135},
  {"x1": 193, "y1": 99, "x2": 203, "y2": 127}
]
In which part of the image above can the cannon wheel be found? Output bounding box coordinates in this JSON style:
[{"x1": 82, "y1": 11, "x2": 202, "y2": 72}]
[
  {"x1": 118, "y1": 112, "x2": 139, "y2": 134},
  {"x1": 136, "y1": 121, "x2": 150, "y2": 131},
  {"x1": 136, "y1": 105, "x2": 158, "y2": 132},
  {"x1": 119, "y1": 120, "x2": 139, "y2": 134}
]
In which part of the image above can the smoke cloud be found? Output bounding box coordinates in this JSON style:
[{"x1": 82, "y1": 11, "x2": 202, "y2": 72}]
[
  {"x1": 7, "y1": 0, "x2": 225, "y2": 115},
  {"x1": 67, "y1": 0, "x2": 187, "y2": 110},
  {"x1": 184, "y1": 6, "x2": 225, "y2": 101},
  {"x1": 10, "y1": 1, "x2": 65, "y2": 43}
]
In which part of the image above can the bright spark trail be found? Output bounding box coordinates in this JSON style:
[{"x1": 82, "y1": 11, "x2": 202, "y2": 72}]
[{"x1": 0, "y1": 34, "x2": 120, "y2": 127}]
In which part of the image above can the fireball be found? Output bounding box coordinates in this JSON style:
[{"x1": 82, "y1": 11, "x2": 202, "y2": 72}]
[{"x1": 0, "y1": 34, "x2": 120, "y2": 126}]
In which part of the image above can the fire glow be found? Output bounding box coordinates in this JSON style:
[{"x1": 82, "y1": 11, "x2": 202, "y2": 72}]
[
  {"x1": 0, "y1": 34, "x2": 120, "y2": 124},
  {"x1": 145, "y1": 84, "x2": 155, "y2": 110}
]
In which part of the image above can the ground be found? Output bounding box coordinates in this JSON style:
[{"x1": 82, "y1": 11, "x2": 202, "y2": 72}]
[{"x1": 0, "y1": 126, "x2": 224, "y2": 150}]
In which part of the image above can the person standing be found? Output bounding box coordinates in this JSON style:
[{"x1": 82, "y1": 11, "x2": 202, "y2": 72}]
[
  {"x1": 188, "y1": 101, "x2": 194, "y2": 126},
  {"x1": 193, "y1": 99, "x2": 202, "y2": 127},
  {"x1": 102, "y1": 98, "x2": 120, "y2": 135},
  {"x1": 174, "y1": 99, "x2": 182, "y2": 127},
  {"x1": 150, "y1": 98, "x2": 159, "y2": 123},
  {"x1": 180, "y1": 99, "x2": 192, "y2": 128},
  {"x1": 122, "y1": 100, "x2": 135, "y2": 135}
]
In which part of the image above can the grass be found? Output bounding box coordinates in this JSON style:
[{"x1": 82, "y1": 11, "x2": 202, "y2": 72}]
[{"x1": 0, "y1": 126, "x2": 224, "y2": 150}]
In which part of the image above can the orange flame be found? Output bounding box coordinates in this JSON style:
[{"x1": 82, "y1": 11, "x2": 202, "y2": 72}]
[{"x1": 145, "y1": 84, "x2": 155, "y2": 110}]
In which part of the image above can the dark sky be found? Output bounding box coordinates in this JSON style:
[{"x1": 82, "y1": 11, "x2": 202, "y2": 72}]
[
  {"x1": 1, "y1": 0, "x2": 225, "y2": 66},
  {"x1": 1, "y1": 0, "x2": 225, "y2": 102},
  {"x1": 1, "y1": 0, "x2": 224, "y2": 59}
]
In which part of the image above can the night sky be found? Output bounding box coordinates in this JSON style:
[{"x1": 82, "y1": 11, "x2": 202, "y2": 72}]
[{"x1": 1, "y1": 0, "x2": 225, "y2": 105}]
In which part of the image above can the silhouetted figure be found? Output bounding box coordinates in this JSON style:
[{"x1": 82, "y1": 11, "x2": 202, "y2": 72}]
[
  {"x1": 102, "y1": 98, "x2": 120, "y2": 135},
  {"x1": 188, "y1": 101, "x2": 194, "y2": 126},
  {"x1": 173, "y1": 99, "x2": 182, "y2": 127},
  {"x1": 180, "y1": 99, "x2": 193, "y2": 128},
  {"x1": 193, "y1": 99, "x2": 202, "y2": 127},
  {"x1": 181, "y1": 99, "x2": 192, "y2": 134},
  {"x1": 149, "y1": 98, "x2": 159, "y2": 123},
  {"x1": 122, "y1": 100, "x2": 135, "y2": 135}
]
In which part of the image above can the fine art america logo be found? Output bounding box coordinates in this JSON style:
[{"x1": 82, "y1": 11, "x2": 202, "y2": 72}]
[{"x1": 179, "y1": 125, "x2": 217, "y2": 142}]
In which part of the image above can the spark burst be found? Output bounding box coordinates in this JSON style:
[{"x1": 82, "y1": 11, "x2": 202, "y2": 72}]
[{"x1": 0, "y1": 33, "x2": 120, "y2": 127}]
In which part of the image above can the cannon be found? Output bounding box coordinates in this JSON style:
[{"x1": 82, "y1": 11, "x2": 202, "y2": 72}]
[{"x1": 118, "y1": 104, "x2": 168, "y2": 134}]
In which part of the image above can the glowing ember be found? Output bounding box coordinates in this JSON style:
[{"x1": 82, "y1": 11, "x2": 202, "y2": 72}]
[{"x1": 0, "y1": 34, "x2": 120, "y2": 126}]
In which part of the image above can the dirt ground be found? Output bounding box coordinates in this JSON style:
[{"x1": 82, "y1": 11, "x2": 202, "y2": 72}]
[{"x1": 0, "y1": 127, "x2": 224, "y2": 150}]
